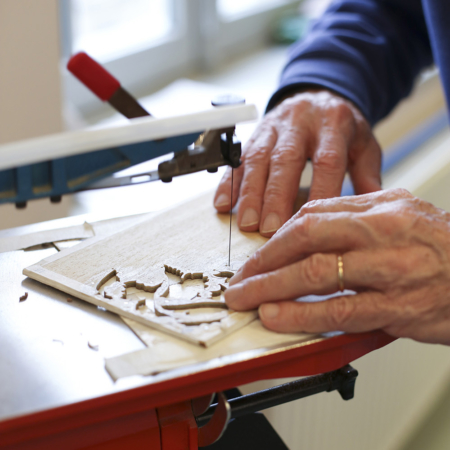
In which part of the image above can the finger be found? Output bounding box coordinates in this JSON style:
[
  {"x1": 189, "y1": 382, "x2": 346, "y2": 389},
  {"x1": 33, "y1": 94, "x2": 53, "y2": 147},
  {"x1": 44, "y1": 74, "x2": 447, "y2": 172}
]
[
  {"x1": 226, "y1": 253, "x2": 345, "y2": 310},
  {"x1": 259, "y1": 131, "x2": 307, "y2": 236},
  {"x1": 276, "y1": 194, "x2": 375, "y2": 239},
  {"x1": 258, "y1": 291, "x2": 393, "y2": 334},
  {"x1": 227, "y1": 249, "x2": 399, "y2": 310},
  {"x1": 308, "y1": 128, "x2": 349, "y2": 201},
  {"x1": 236, "y1": 126, "x2": 278, "y2": 231},
  {"x1": 230, "y1": 211, "x2": 371, "y2": 285},
  {"x1": 214, "y1": 165, "x2": 244, "y2": 212},
  {"x1": 229, "y1": 245, "x2": 429, "y2": 306},
  {"x1": 289, "y1": 187, "x2": 412, "y2": 225},
  {"x1": 348, "y1": 139, "x2": 382, "y2": 195},
  {"x1": 295, "y1": 195, "x2": 374, "y2": 220}
]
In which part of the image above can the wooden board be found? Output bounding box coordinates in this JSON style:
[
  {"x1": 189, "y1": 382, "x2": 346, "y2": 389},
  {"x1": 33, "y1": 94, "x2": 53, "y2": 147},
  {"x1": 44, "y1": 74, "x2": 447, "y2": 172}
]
[{"x1": 24, "y1": 191, "x2": 268, "y2": 346}]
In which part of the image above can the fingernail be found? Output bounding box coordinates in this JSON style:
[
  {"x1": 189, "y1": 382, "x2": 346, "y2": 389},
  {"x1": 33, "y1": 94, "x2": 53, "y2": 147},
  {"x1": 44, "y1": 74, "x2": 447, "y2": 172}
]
[
  {"x1": 259, "y1": 303, "x2": 280, "y2": 320},
  {"x1": 261, "y1": 213, "x2": 281, "y2": 234},
  {"x1": 215, "y1": 193, "x2": 230, "y2": 208},
  {"x1": 241, "y1": 208, "x2": 259, "y2": 227}
]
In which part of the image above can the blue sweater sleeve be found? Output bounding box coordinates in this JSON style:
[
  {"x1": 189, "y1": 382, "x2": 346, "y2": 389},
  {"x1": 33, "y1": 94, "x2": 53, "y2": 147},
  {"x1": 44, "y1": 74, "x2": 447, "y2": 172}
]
[{"x1": 267, "y1": 0, "x2": 433, "y2": 125}]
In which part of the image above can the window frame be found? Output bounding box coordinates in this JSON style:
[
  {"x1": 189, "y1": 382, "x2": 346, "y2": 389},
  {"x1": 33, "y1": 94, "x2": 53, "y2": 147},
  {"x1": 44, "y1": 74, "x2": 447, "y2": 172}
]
[
  {"x1": 60, "y1": 0, "x2": 300, "y2": 118},
  {"x1": 199, "y1": 0, "x2": 300, "y2": 70}
]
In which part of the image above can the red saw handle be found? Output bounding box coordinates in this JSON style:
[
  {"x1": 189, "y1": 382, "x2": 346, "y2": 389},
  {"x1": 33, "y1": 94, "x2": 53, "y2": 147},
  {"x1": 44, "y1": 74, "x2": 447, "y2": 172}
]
[
  {"x1": 67, "y1": 52, "x2": 120, "y2": 101},
  {"x1": 67, "y1": 52, "x2": 151, "y2": 119}
]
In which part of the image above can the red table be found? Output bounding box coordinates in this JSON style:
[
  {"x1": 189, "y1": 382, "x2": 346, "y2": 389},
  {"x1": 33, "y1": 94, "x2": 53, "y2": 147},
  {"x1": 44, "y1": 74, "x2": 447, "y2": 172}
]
[{"x1": 0, "y1": 330, "x2": 394, "y2": 449}]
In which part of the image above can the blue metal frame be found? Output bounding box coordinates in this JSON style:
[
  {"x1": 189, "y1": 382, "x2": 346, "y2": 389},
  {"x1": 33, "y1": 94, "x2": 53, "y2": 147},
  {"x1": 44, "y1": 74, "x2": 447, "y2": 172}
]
[{"x1": 0, "y1": 132, "x2": 200, "y2": 204}]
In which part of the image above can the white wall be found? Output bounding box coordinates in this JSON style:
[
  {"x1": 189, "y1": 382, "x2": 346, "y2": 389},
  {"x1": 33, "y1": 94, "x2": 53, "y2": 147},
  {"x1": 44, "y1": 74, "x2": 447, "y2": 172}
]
[{"x1": 0, "y1": 0, "x2": 63, "y2": 144}]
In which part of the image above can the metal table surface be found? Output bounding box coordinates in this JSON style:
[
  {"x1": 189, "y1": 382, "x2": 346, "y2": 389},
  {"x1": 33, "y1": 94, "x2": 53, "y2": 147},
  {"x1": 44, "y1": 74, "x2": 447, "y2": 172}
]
[
  {"x1": 0, "y1": 193, "x2": 394, "y2": 448},
  {"x1": 0, "y1": 246, "x2": 146, "y2": 423}
]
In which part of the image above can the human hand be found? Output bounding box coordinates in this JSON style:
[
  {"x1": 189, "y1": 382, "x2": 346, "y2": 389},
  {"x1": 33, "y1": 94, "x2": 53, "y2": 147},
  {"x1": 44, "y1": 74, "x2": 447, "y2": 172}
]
[
  {"x1": 214, "y1": 89, "x2": 382, "y2": 237},
  {"x1": 225, "y1": 189, "x2": 450, "y2": 345}
]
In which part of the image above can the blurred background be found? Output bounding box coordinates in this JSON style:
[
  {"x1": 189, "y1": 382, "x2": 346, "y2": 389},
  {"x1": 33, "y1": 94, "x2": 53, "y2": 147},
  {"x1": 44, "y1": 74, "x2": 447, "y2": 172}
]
[{"x1": 0, "y1": 1, "x2": 449, "y2": 449}]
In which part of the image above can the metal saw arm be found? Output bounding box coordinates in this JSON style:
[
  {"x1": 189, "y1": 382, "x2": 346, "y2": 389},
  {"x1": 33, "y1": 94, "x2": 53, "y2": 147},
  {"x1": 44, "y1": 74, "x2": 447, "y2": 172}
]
[{"x1": 0, "y1": 53, "x2": 255, "y2": 207}]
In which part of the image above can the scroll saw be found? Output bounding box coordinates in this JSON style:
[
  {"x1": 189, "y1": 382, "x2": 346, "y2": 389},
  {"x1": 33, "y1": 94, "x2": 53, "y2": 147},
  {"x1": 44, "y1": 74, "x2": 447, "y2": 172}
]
[
  {"x1": 0, "y1": 52, "x2": 256, "y2": 208},
  {"x1": 0, "y1": 54, "x2": 397, "y2": 449}
]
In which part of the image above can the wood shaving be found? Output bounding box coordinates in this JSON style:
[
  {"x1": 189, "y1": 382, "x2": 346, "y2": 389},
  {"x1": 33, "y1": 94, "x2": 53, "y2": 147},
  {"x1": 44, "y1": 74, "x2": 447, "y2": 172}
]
[
  {"x1": 19, "y1": 292, "x2": 28, "y2": 302},
  {"x1": 88, "y1": 341, "x2": 99, "y2": 351}
]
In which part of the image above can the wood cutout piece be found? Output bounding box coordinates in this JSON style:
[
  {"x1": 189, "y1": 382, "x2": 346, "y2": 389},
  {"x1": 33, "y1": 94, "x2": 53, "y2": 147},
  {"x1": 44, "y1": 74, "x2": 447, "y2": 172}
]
[
  {"x1": 24, "y1": 191, "x2": 268, "y2": 347},
  {"x1": 213, "y1": 270, "x2": 235, "y2": 278},
  {"x1": 96, "y1": 269, "x2": 118, "y2": 291},
  {"x1": 156, "y1": 298, "x2": 227, "y2": 310},
  {"x1": 154, "y1": 297, "x2": 229, "y2": 325},
  {"x1": 136, "y1": 299, "x2": 146, "y2": 310},
  {"x1": 123, "y1": 279, "x2": 163, "y2": 294},
  {"x1": 155, "y1": 306, "x2": 229, "y2": 325},
  {"x1": 99, "y1": 265, "x2": 230, "y2": 326},
  {"x1": 103, "y1": 280, "x2": 126, "y2": 299}
]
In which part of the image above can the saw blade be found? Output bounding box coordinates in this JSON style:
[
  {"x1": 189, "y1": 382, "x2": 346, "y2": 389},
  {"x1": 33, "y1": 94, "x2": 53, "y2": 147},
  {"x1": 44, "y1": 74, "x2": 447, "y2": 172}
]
[{"x1": 228, "y1": 168, "x2": 234, "y2": 267}]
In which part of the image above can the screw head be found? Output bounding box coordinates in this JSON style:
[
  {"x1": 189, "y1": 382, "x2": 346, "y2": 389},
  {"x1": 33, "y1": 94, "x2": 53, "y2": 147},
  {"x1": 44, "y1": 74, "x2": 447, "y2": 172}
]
[{"x1": 211, "y1": 94, "x2": 245, "y2": 107}]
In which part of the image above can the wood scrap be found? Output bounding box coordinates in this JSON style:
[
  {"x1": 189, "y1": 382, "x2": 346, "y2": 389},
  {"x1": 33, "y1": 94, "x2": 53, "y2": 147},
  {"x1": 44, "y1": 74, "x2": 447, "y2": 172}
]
[{"x1": 88, "y1": 341, "x2": 99, "y2": 351}]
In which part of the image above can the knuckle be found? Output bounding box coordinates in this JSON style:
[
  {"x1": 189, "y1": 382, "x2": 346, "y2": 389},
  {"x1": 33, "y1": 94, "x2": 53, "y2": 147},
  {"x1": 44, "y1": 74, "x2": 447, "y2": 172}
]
[
  {"x1": 247, "y1": 249, "x2": 265, "y2": 275},
  {"x1": 314, "y1": 149, "x2": 343, "y2": 174},
  {"x1": 271, "y1": 144, "x2": 302, "y2": 166},
  {"x1": 263, "y1": 183, "x2": 286, "y2": 202},
  {"x1": 406, "y1": 195, "x2": 428, "y2": 211},
  {"x1": 294, "y1": 214, "x2": 315, "y2": 238},
  {"x1": 247, "y1": 120, "x2": 276, "y2": 141},
  {"x1": 302, "y1": 254, "x2": 328, "y2": 286},
  {"x1": 326, "y1": 298, "x2": 355, "y2": 329},
  {"x1": 292, "y1": 303, "x2": 313, "y2": 330},
  {"x1": 296, "y1": 213, "x2": 321, "y2": 237},
  {"x1": 244, "y1": 148, "x2": 270, "y2": 168},
  {"x1": 300, "y1": 199, "x2": 325, "y2": 215},
  {"x1": 239, "y1": 182, "x2": 260, "y2": 199},
  {"x1": 278, "y1": 96, "x2": 310, "y2": 114},
  {"x1": 391, "y1": 188, "x2": 413, "y2": 199},
  {"x1": 332, "y1": 102, "x2": 354, "y2": 124}
]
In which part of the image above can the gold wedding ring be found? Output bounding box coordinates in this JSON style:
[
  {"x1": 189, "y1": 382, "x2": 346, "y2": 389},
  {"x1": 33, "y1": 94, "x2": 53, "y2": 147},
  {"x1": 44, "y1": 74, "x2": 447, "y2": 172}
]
[{"x1": 337, "y1": 255, "x2": 345, "y2": 292}]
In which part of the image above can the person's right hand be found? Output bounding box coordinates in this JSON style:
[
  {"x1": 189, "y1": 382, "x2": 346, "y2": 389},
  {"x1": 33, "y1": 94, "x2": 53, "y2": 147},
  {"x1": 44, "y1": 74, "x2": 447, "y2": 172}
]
[{"x1": 214, "y1": 89, "x2": 382, "y2": 237}]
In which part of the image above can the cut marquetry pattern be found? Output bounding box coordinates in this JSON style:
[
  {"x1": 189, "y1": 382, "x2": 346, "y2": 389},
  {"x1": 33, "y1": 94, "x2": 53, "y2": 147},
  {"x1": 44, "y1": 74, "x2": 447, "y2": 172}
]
[
  {"x1": 24, "y1": 192, "x2": 268, "y2": 346},
  {"x1": 96, "y1": 264, "x2": 232, "y2": 326}
]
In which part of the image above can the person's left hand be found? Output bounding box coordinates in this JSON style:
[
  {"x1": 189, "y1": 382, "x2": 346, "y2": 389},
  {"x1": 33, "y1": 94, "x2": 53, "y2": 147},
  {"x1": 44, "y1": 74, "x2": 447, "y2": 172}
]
[{"x1": 224, "y1": 188, "x2": 450, "y2": 345}]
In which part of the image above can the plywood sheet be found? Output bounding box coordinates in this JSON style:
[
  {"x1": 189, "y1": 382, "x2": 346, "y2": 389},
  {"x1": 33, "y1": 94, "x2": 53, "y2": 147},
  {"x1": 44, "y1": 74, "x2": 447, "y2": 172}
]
[{"x1": 24, "y1": 191, "x2": 267, "y2": 346}]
